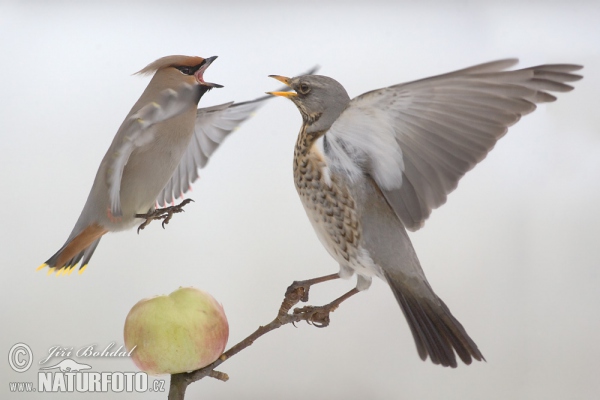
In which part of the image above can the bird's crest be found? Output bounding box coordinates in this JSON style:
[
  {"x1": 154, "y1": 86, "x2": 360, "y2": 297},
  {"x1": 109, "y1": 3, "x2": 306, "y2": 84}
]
[{"x1": 135, "y1": 55, "x2": 205, "y2": 75}]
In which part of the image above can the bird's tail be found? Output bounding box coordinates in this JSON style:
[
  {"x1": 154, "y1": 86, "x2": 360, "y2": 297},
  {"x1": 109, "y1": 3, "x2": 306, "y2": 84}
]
[
  {"x1": 38, "y1": 223, "x2": 107, "y2": 276},
  {"x1": 385, "y1": 272, "x2": 484, "y2": 368}
]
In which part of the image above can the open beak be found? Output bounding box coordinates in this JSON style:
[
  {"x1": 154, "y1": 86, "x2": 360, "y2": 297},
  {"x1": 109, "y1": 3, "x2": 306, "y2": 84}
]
[
  {"x1": 195, "y1": 56, "x2": 223, "y2": 88},
  {"x1": 267, "y1": 75, "x2": 297, "y2": 98}
]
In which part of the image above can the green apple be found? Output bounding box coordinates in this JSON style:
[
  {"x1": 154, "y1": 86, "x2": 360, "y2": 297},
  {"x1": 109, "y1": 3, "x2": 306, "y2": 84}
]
[{"x1": 124, "y1": 287, "x2": 229, "y2": 375}]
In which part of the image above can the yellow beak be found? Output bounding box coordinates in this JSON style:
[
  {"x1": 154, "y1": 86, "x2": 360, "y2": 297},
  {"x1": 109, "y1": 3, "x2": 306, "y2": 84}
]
[
  {"x1": 269, "y1": 75, "x2": 291, "y2": 86},
  {"x1": 267, "y1": 75, "x2": 297, "y2": 98},
  {"x1": 268, "y1": 91, "x2": 297, "y2": 98}
]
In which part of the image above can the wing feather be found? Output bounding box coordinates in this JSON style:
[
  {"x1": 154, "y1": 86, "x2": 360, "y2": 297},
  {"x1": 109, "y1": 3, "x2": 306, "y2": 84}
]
[
  {"x1": 324, "y1": 60, "x2": 582, "y2": 230},
  {"x1": 155, "y1": 97, "x2": 268, "y2": 206},
  {"x1": 106, "y1": 83, "x2": 200, "y2": 217},
  {"x1": 157, "y1": 66, "x2": 319, "y2": 206}
]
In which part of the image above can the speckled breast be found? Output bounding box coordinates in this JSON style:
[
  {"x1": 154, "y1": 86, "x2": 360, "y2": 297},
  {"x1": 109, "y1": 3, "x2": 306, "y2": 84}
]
[{"x1": 293, "y1": 131, "x2": 362, "y2": 267}]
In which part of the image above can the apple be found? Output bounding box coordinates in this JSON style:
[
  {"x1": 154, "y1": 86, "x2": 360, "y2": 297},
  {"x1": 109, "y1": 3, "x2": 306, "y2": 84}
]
[{"x1": 124, "y1": 287, "x2": 229, "y2": 375}]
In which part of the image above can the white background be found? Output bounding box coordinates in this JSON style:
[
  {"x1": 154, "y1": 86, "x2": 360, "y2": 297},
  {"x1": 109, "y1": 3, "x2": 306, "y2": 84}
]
[{"x1": 2, "y1": 1, "x2": 599, "y2": 399}]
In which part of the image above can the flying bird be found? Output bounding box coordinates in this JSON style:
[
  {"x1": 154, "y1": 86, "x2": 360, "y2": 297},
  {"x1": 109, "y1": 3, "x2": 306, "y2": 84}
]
[
  {"x1": 40, "y1": 55, "x2": 282, "y2": 275},
  {"x1": 269, "y1": 59, "x2": 582, "y2": 367}
]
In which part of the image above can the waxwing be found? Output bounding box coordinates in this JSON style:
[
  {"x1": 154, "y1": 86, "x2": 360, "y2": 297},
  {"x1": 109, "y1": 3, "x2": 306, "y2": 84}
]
[{"x1": 41, "y1": 55, "x2": 280, "y2": 275}]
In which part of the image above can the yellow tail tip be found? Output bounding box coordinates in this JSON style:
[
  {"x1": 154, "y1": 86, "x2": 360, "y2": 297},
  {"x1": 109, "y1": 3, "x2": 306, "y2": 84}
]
[{"x1": 39, "y1": 264, "x2": 86, "y2": 276}]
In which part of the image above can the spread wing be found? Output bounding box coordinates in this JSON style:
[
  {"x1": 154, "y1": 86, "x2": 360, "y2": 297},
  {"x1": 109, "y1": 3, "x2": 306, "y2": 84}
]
[
  {"x1": 324, "y1": 59, "x2": 582, "y2": 231},
  {"x1": 157, "y1": 66, "x2": 319, "y2": 206},
  {"x1": 156, "y1": 96, "x2": 270, "y2": 206},
  {"x1": 106, "y1": 83, "x2": 200, "y2": 217}
]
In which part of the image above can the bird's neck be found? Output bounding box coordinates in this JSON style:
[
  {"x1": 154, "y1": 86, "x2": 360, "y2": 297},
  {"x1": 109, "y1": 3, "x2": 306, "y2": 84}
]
[
  {"x1": 293, "y1": 126, "x2": 328, "y2": 186},
  {"x1": 294, "y1": 125, "x2": 324, "y2": 158},
  {"x1": 294, "y1": 125, "x2": 325, "y2": 161}
]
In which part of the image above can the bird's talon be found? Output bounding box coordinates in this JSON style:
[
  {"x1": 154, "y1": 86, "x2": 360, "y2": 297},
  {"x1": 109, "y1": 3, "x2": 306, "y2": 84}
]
[
  {"x1": 285, "y1": 282, "x2": 310, "y2": 303},
  {"x1": 310, "y1": 310, "x2": 330, "y2": 327},
  {"x1": 313, "y1": 319, "x2": 329, "y2": 328},
  {"x1": 293, "y1": 305, "x2": 332, "y2": 328},
  {"x1": 136, "y1": 220, "x2": 152, "y2": 234},
  {"x1": 135, "y1": 199, "x2": 193, "y2": 232}
]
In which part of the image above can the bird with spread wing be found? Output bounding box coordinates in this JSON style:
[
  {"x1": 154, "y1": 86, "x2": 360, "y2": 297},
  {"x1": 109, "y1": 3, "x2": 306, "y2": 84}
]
[{"x1": 269, "y1": 59, "x2": 582, "y2": 367}]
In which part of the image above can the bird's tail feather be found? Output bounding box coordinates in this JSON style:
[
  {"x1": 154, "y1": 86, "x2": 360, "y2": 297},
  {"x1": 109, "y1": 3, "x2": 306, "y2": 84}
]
[
  {"x1": 38, "y1": 224, "x2": 107, "y2": 275},
  {"x1": 385, "y1": 272, "x2": 484, "y2": 367}
]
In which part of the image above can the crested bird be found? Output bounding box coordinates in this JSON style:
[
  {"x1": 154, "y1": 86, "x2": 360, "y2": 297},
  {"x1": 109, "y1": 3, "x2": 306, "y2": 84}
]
[
  {"x1": 40, "y1": 55, "x2": 283, "y2": 275},
  {"x1": 268, "y1": 59, "x2": 582, "y2": 367}
]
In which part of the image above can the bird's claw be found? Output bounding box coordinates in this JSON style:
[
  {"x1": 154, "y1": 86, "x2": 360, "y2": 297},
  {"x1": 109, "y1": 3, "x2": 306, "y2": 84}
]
[
  {"x1": 135, "y1": 199, "x2": 194, "y2": 234},
  {"x1": 136, "y1": 219, "x2": 153, "y2": 234},
  {"x1": 278, "y1": 274, "x2": 343, "y2": 322},
  {"x1": 293, "y1": 305, "x2": 335, "y2": 328},
  {"x1": 285, "y1": 281, "x2": 310, "y2": 303}
]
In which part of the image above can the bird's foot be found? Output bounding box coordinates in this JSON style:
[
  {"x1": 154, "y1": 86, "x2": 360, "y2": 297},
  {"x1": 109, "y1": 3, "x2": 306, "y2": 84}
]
[
  {"x1": 285, "y1": 273, "x2": 340, "y2": 304},
  {"x1": 285, "y1": 281, "x2": 311, "y2": 303},
  {"x1": 278, "y1": 282, "x2": 310, "y2": 319},
  {"x1": 135, "y1": 199, "x2": 194, "y2": 234},
  {"x1": 293, "y1": 303, "x2": 338, "y2": 328},
  {"x1": 279, "y1": 273, "x2": 340, "y2": 317},
  {"x1": 291, "y1": 287, "x2": 359, "y2": 328}
]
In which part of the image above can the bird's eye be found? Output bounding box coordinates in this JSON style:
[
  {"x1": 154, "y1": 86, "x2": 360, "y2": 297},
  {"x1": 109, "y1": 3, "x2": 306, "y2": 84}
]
[
  {"x1": 176, "y1": 66, "x2": 194, "y2": 75},
  {"x1": 298, "y1": 83, "x2": 310, "y2": 94}
]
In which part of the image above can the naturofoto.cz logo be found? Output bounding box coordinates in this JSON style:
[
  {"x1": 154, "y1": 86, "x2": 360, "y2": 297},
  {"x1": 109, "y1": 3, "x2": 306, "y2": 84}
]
[{"x1": 8, "y1": 342, "x2": 166, "y2": 394}]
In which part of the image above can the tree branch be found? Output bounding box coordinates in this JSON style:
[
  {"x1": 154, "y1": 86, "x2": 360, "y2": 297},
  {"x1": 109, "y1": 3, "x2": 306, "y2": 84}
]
[{"x1": 167, "y1": 281, "x2": 337, "y2": 400}]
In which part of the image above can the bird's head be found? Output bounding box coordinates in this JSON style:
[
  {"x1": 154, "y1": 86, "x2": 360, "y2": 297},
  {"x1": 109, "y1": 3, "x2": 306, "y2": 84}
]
[
  {"x1": 268, "y1": 75, "x2": 350, "y2": 134},
  {"x1": 137, "y1": 55, "x2": 223, "y2": 92}
]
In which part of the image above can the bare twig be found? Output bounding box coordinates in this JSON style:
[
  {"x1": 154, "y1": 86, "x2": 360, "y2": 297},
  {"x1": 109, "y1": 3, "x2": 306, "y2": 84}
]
[{"x1": 167, "y1": 281, "x2": 339, "y2": 400}]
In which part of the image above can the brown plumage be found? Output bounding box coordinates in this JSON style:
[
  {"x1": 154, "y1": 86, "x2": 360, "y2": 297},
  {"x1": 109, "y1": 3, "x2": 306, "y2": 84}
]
[
  {"x1": 40, "y1": 55, "x2": 283, "y2": 275},
  {"x1": 135, "y1": 55, "x2": 206, "y2": 75}
]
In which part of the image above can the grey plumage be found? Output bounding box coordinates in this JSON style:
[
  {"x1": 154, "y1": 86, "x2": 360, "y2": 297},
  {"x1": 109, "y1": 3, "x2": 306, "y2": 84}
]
[{"x1": 271, "y1": 59, "x2": 582, "y2": 367}]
